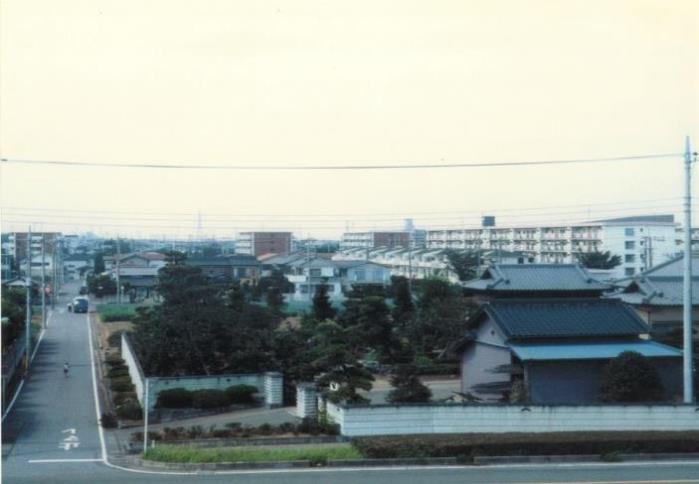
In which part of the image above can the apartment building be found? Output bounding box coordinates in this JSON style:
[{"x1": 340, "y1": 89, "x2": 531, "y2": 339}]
[
  {"x1": 236, "y1": 232, "x2": 292, "y2": 257},
  {"x1": 340, "y1": 231, "x2": 411, "y2": 250},
  {"x1": 426, "y1": 215, "x2": 679, "y2": 280},
  {"x1": 6, "y1": 232, "x2": 61, "y2": 262}
]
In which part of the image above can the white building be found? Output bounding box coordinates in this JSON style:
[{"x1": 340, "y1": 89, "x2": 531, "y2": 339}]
[
  {"x1": 340, "y1": 231, "x2": 411, "y2": 250},
  {"x1": 19, "y1": 254, "x2": 55, "y2": 278},
  {"x1": 426, "y1": 215, "x2": 680, "y2": 280}
]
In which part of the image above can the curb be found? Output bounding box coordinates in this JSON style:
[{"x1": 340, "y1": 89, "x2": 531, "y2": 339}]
[{"x1": 128, "y1": 452, "x2": 699, "y2": 472}]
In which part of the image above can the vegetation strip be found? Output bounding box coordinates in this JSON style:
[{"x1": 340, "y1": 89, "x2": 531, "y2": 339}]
[{"x1": 143, "y1": 444, "x2": 361, "y2": 463}]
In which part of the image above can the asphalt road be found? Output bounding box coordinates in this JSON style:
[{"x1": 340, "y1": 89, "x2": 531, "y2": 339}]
[{"x1": 3, "y1": 282, "x2": 699, "y2": 483}]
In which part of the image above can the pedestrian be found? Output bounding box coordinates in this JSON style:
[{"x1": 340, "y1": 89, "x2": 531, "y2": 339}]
[{"x1": 63, "y1": 362, "x2": 69, "y2": 377}]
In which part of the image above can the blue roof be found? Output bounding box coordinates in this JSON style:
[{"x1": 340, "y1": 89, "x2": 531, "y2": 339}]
[
  {"x1": 510, "y1": 341, "x2": 682, "y2": 361},
  {"x1": 464, "y1": 264, "x2": 611, "y2": 293}
]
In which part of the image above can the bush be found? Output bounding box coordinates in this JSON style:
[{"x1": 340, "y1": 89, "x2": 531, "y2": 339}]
[
  {"x1": 113, "y1": 391, "x2": 138, "y2": 406},
  {"x1": 599, "y1": 351, "x2": 665, "y2": 402},
  {"x1": 387, "y1": 364, "x2": 432, "y2": 404},
  {"x1": 107, "y1": 331, "x2": 127, "y2": 348},
  {"x1": 110, "y1": 379, "x2": 135, "y2": 393},
  {"x1": 192, "y1": 389, "x2": 229, "y2": 409},
  {"x1": 131, "y1": 431, "x2": 163, "y2": 443},
  {"x1": 105, "y1": 354, "x2": 125, "y2": 367},
  {"x1": 116, "y1": 400, "x2": 143, "y2": 420},
  {"x1": 224, "y1": 384, "x2": 258, "y2": 404},
  {"x1": 351, "y1": 432, "x2": 699, "y2": 458},
  {"x1": 156, "y1": 388, "x2": 194, "y2": 408},
  {"x1": 101, "y1": 412, "x2": 118, "y2": 428},
  {"x1": 107, "y1": 367, "x2": 130, "y2": 378}
]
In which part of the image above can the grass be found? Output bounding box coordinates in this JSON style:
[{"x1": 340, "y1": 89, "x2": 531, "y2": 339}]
[
  {"x1": 97, "y1": 304, "x2": 137, "y2": 322},
  {"x1": 143, "y1": 444, "x2": 361, "y2": 463}
]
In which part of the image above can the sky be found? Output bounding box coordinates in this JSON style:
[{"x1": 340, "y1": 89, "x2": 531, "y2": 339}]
[{"x1": 0, "y1": 0, "x2": 697, "y2": 239}]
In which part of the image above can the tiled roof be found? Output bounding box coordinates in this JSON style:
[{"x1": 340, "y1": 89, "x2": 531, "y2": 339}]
[
  {"x1": 614, "y1": 276, "x2": 699, "y2": 306},
  {"x1": 510, "y1": 340, "x2": 682, "y2": 361},
  {"x1": 476, "y1": 298, "x2": 649, "y2": 340},
  {"x1": 187, "y1": 256, "x2": 259, "y2": 267},
  {"x1": 464, "y1": 264, "x2": 611, "y2": 293}
]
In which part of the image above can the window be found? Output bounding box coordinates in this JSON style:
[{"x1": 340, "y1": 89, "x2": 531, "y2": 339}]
[
  {"x1": 354, "y1": 270, "x2": 365, "y2": 281},
  {"x1": 625, "y1": 228, "x2": 635, "y2": 237},
  {"x1": 625, "y1": 254, "x2": 635, "y2": 263},
  {"x1": 310, "y1": 268, "x2": 321, "y2": 277},
  {"x1": 625, "y1": 268, "x2": 635, "y2": 276},
  {"x1": 625, "y1": 241, "x2": 635, "y2": 250},
  {"x1": 300, "y1": 284, "x2": 309, "y2": 294}
]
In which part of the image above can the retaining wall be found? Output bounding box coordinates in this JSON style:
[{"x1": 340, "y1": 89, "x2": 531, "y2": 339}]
[{"x1": 327, "y1": 402, "x2": 699, "y2": 437}]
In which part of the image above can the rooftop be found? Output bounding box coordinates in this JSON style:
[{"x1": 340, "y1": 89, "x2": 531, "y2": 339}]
[
  {"x1": 464, "y1": 264, "x2": 611, "y2": 293},
  {"x1": 510, "y1": 340, "x2": 682, "y2": 361},
  {"x1": 474, "y1": 298, "x2": 649, "y2": 340}
]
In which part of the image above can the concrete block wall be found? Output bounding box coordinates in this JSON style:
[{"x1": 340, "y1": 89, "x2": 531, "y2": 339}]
[
  {"x1": 328, "y1": 403, "x2": 699, "y2": 437},
  {"x1": 296, "y1": 383, "x2": 317, "y2": 418},
  {"x1": 121, "y1": 333, "x2": 146, "y2": 406},
  {"x1": 264, "y1": 372, "x2": 283, "y2": 408}
]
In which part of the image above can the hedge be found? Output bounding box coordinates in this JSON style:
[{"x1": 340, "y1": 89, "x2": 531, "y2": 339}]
[
  {"x1": 351, "y1": 432, "x2": 699, "y2": 459},
  {"x1": 107, "y1": 367, "x2": 130, "y2": 378},
  {"x1": 224, "y1": 384, "x2": 257, "y2": 404},
  {"x1": 105, "y1": 354, "x2": 125, "y2": 367},
  {"x1": 157, "y1": 388, "x2": 194, "y2": 408},
  {"x1": 192, "y1": 389, "x2": 229, "y2": 409},
  {"x1": 98, "y1": 304, "x2": 137, "y2": 322},
  {"x1": 116, "y1": 400, "x2": 143, "y2": 420},
  {"x1": 111, "y1": 379, "x2": 135, "y2": 393},
  {"x1": 113, "y1": 391, "x2": 138, "y2": 406}
]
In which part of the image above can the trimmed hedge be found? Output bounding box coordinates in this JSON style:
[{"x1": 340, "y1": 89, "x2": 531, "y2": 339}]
[
  {"x1": 224, "y1": 384, "x2": 258, "y2": 404},
  {"x1": 114, "y1": 391, "x2": 138, "y2": 406},
  {"x1": 116, "y1": 400, "x2": 143, "y2": 420},
  {"x1": 157, "y1": 388, "x2": 194, "y2": 408},
  {"x1": 111, "y1": 379, "x2": 135, "y2": 393},
  {"x1": 107, "y1": 367, "x2": 130, "y2": 378},
  {"x1": 105, "y1": 354, "x2": 125, "y2": 367},
  {"x1": 351, "y1": 432, "x2": 699, "y2": 459},
  {"x1": 192, "y1": 389, "x2": 229, "y2": 409}
]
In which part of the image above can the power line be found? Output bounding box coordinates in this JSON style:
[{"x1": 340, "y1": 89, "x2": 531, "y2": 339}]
[{"x1": 0, "y1": 153, "x2": 681, "y2": 171}]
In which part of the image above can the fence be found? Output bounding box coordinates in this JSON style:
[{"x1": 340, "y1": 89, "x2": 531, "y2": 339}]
[
  {"x1": 2, "y1": 325, "x2": 41, "y2": 413},
  {"x1": 326, "y1": 402, "x2": 699, "y2": 437},
  {"x1": 121, "y1": 333, "x2": 283, "y2": 411}
]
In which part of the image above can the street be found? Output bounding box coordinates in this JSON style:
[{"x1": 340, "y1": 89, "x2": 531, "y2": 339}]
[{"x1": 3, "y1": 282, "x2": 699, "y2": 483}]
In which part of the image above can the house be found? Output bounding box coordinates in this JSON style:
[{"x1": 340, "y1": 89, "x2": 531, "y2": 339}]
[
  {"x1": 19, "y1": 254, "x2": 55, "y2": 278},
  {"x1": 460, "y1": 298, "x2": 683, "y2": 403},
  {"x1": 463, "y1": 264, "x2": 611, "y2": 301},
  {"x1": 63, "y1": 255, "x2": 93, "y2": 280},
  {"x1": 284, "y1": 257, "x2": 391, "y2": 302},
  {"x1": 186, "y1": 255, "x2": 260, "y2": 283},
  {"x1": 611, "y1": 253, "x2": 699, "y2": 340}
]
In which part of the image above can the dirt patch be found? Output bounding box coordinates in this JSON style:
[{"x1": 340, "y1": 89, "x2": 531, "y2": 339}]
[{"x1": 96, "y1": 318, "x2": 133, "y2": 352}]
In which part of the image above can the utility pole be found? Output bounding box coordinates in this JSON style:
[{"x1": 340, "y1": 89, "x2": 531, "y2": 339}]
[
  {"x1": 51, "y1": 241, "x2": 56, "y2": 309},
  {"x1": 24, "y1": 227, "x2": 32, "y2": 372},
  {"x1": 683, "y1": 136, "x2": 695, "y2": 403},
  {"x1": 116, "y1": 235, "x2": 121, "y2": 304},
  {"x1": 41, "y1": 235, "x2": 46, "y2": 329}
]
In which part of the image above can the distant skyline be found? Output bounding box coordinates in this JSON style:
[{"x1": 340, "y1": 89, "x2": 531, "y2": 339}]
[{"x1": 1, "y1": 0, "x2": 697, "y2": 239}]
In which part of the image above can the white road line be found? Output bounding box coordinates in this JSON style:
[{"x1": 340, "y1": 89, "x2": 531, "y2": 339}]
[
  {"x1": 2, "y1": 310, "x2": 52, "y2": 422},
  {"x1": 86, "y1": 312, "x2": 108, "y2": 464},
  {"x1": 28, "y1": 458, "x2": 102, "y2": 464}
]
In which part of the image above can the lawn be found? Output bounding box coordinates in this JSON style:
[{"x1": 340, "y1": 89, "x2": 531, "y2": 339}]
[
  {"x1": 97, "y1": 304, "x2": 137, "y2": 322},
  {"x1": 143, "y1": 444, "x2": 361, "y2": 463}
]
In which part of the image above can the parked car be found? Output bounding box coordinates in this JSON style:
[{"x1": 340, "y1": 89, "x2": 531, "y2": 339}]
[
  {"x1": 79, "y1": 286, "x2": 88, "y2": 295},
  {"x1": 68, "y1": 297, "x2": 89, "y2": 313}
]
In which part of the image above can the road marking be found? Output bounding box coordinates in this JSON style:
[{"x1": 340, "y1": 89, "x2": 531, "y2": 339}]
[
  {"x1": 62, "y1": 428, "x2": 77, "y2": 435},
  {"x1": 28, "y1": 458, "x2": 102, "y2": 464},
  {"x1": 1, "y1": 309, "x2": 52, "y2": 422},
  {"x1": 86, "y1": 312, "x2": 108, "y2": 463}
]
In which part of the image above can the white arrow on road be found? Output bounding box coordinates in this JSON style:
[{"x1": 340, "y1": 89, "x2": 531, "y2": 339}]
[{"x1": 59, "y1": 429, "x2": 80, "y2": 450}]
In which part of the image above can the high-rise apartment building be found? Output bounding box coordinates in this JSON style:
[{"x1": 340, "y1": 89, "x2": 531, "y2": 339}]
[{"x1": 236, "y1": 232, "x2": 292, "y2": 257}]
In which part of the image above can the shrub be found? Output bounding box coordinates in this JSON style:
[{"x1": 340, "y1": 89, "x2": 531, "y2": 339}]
[
  {"x1": 225, "y1": 422, "x2": 242, "y2": 431},
  {"x1": 156, "y1": 388, "x2": 193, "y2": 408},
  {"x1": 101, "y1": 412, "x2": 118, "y2": 428},
  {"x1": 107, "y1": 367, "x2": 130, "y2": 378},
  {"x1": 162, "y1": 427, "x2": 186, "y2": 441},
  {"x1": 224, "y1": 384, "x2": 258, "y2": 404},
  {"x1": 107, "y1": 331, "x2": 126, "y2": 348},
  {"x1": 113, "y1": 391, "x2": 138, "y2": 406},
  {"x1": 351, "y1": 432, "x2": 699, "y2": 459},
  {"x1": 110, "y1": 379, "x2": 135, "y2": 393},
  {"x1": 599, "y1": 351, "x2": 665, "y2": 402},
  {"x1": 191, "y1": 389, "x2": 229, "y2": 409},
  {"x1": 387, "y1": 364, "x2": 432, "y2": 404},
  {"x1": 211, "y1": 429, "x2": 233, "y2": 439},
  {"x1": 186, "y1": 425, "x2": 204, "y2": 439},
  {"x1": 105, "y1": 354, "x2": 125, "y2": 367},
  {"x1": 116, "y1": 400, "x2": 143, "y2": 420},
  {"x1": 131, "y1": 431, "x2": 163, "y2": 443}
]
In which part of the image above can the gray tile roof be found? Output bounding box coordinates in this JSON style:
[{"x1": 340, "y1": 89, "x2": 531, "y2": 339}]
[
  {"x1": 464, "y1": 264, "x2": 611, "y2": 293},
  {"x1": 615, "y1": 276, "x2": 699, "y2": 306},
  {"x1": 187, "y1": 256, "x2": 259, "y2": 267},
  {"x1": 476, "y1": 298, "x2": 649, "y2": 340}
]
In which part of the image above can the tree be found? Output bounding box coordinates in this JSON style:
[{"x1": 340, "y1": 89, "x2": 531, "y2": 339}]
[
  {"x1": 87, "y1": 273, "x2": 116, "y2": 297},
  {"x1": 391, "y1": 276, "x2": 414, "y2": 325},
  {"x1": 386, "y1": 364, "x2": 432, "y2": 403},
  {"x1": 312, "y1": 321, "x2": 374, "y2": 404},
  {"x1": 577, "y1": 250, "x2": 622, "y2": 270},
  {"x1": 266, "y1": 286, "x2": 285, "y2": 315},
  {"x1": 598, "y1": 351, "x2": 664, "y2": 402},
  {"x1": 312, "y1": 282, "x2": 336, "y2": 321},
  {"x1": 444, "y1": 250, "x2": 479, "y2": 282},
  {"x1": 1, "y1": 288, "x2": 26, "y2": 349},
  {"x1": 93, "y1": 251, "x2": 105, "y2": 274},
  {"x1": 355, "y1": 296, "x2": 397, "y2": 363}
]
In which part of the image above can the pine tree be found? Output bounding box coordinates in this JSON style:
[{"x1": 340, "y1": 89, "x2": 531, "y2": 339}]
[
  {"x1": 312, "y1": 282, "x2": 336, "y2": 321},
  {"x1": 386, "y1": 364, "x2": 432, "y2": 403}
]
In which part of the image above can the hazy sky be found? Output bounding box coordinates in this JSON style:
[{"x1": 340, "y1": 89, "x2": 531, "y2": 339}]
[{"x1": 1, "y1": 0, "x2": 697, "y2": 238}]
